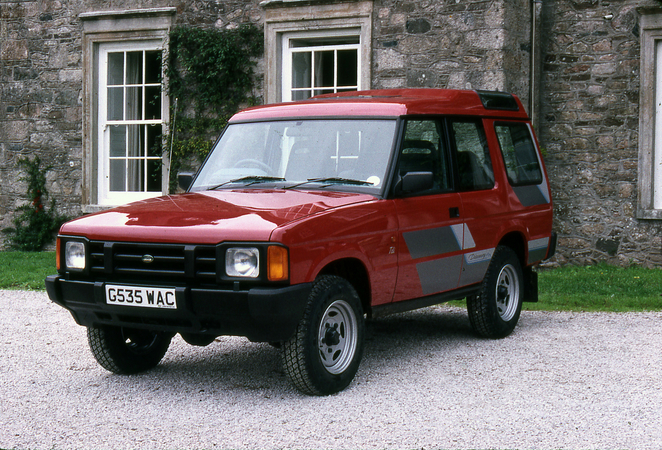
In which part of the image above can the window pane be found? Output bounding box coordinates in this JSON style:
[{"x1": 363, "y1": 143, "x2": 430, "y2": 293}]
[
  {"x1": 147, "y1": 159, "x2": 161, "y2": 192},
  {"x1": 126, "y1": 51, "x2": 143, "y2": 85},
  {"x1": 314, "y1": 50, "x2": 335, "y2": 88},
  {"x1": 110, "y1": 160, "x2": 126, "y2": 192},
  {"x1": 337, "y1": 49, "x2": 358, "y2": 87},
  {"x1": 127, "y1": 159, "x2": 144, "y2": 192},
  {"x1": 314, "y1": 89, "x2": 334, "y2": 97},
  {"x1": 290, "y1": 36, "x2": 359, "y2": 47},
  {"x1": 107, "y1": 87, "x2": 124, "y2": 120},
  {"x1": 495, "y1": 123, "x2": 543, "y2": 186},
  {"x1": 107, "y1": 53, "x2": 124, "y2": 85},
  {"x1": 109, "y1": 125, "x2": 126, "y2": 157},
  {"x1": 453, "y1": 121, "x2": 494, "y2": 191},
  {"x1": 127, "y1": 125, "x2": 144, "y2": 158},
  {"x1": 292, "y1": 52, "x2": 311, "y2": 89},
  {"x1": 125, "y1": 86, "x2": 142, "y2": 120},
  {"x1": 292, "y1": 90, "x2": 311, "y2": 101},
  {"x1": 147, "y1": 124, "x2": 162, "y2": 157},
  {"x1": 145, "y1": 50, "x2": 161, "y2": 84},
  {"x1": 145, "y1": 86, "x2": 161, "y2": 120}
]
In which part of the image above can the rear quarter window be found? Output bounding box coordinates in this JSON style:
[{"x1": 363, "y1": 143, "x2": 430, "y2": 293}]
[{"x1": 495, "y1": 122, "x2": 543, "y2": 186}]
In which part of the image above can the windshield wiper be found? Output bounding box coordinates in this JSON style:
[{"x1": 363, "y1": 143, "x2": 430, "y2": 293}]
[
  {"x1": 283, "y1": 177, "x2": 373, "y2": 190},
  {"x1": 208, "y1": 176, "x2": 286, "y2": 190}
]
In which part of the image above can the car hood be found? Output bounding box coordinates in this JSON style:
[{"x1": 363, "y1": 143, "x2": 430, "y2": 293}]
[{"x1": 60, "y1": 189, "x2": 376, "y2": 244}]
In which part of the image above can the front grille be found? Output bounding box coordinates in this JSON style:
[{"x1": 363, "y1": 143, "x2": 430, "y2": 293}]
[{"x1": 88, "y1": 241, "x2": 217, "y2": 283}]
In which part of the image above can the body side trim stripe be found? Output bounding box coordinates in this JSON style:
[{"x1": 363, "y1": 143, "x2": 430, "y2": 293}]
[
  {"x1": 416, "y1": 255, "x2": 463, "y2": 295},
  {"x1": 513, "y1": 185, "x2": 549, "y2": 207},
  {"x1": 403, "y1": 226, "x2": 461, "y2": 259}
]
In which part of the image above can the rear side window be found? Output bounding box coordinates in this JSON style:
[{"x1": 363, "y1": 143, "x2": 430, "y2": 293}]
[
  {"x1": 495, "y1": 123, "x2": 543, "y2": 186},
  {"x1": 451, "y1": 121, "x2": 494, "y2": 191}
]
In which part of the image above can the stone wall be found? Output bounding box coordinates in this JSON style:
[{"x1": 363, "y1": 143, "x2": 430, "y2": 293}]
[
  {"x1": 539, "y1": 0, "x2": 662, "y2": 267},
  {"x1": 372, "y1": 0, "x2": 533, "y2": 110},
  {"x1": 1, "y1": 1, "x2": 85, "y2": 229},
  {"x1": 3, "y1": 0, "x2": 662, "y2": 267},
  {"x1": 0, "y1": 0, "x2": 262, "y2": 245}
]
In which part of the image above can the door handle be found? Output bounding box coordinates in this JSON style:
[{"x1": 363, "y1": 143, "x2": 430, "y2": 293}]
[{"x1": 449, "y1": 207, "x2": 460, "y2": 218}]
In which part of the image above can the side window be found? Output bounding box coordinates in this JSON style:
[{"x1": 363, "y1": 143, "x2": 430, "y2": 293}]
[
  {"x1": 398, "y1": 120, "x2": 451, "y2": 192},
  {"x1": 495, "y1": 122, "x2": 543, "y2": 186},
  {"x1": 451, "y1": 121, "x2": 494, "y2": 191}
]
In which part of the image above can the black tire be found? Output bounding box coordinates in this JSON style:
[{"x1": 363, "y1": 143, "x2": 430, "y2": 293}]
[
  {"x1": 467, "y1": 246, "x2": 523, "y2": 339},
  {"x1": 87, "y1": 326, "x2": 172, "y2": 374},
  {"x1": 282, "y1": 275, "x2": 365, "y2": 396}
]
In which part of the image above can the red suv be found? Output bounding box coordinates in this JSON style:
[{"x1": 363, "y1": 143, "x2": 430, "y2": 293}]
[{"x1": 46, "y1": 89, "x2": 555, "y2": 395}]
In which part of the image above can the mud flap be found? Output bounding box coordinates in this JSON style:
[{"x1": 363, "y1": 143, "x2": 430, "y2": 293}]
[{"x1": 522, "y1": 266, "x2": 538, "y2": 302}]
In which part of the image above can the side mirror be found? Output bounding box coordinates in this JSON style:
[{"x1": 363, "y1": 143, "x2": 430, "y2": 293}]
[
  {"x1": 178, "y1": 172, "x2": 195, "y2": 192},
  {"x1": 400, "y1": 171, "x2": 434, "y2": 194}
]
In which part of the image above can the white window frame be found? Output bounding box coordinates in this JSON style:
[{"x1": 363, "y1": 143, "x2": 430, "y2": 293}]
[
  {"x1": 263, "y1": 1, "x2": 372, "y2": 104},
  {"x1": 80, "y1": 8, "x2": 175, "y2": 212},
  {"x1": 98, "y1": 41, "x2": 165, "y2": 206},
  {"x1": 282, "y1": 29, "x2": 361, "y2": 102},
  {"x1": 638, "y1": 11, "x2": 662, "y2": 218}
]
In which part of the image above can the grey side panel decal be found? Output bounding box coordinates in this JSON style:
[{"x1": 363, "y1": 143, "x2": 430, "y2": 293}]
[
  {"x1": 459, "y1": 248, "x2": 495, "y2": 286},
  {"x1": 528, "y1": 237, "x2": 550, "y2": 264},
  {"x1": 513, "y1": 185, "x2": 549, "y2": 207},
  {"x1": 416, "y1": 255, "x2": 463, "y2": 295},
  {"x1": 403, "y1": 226, "x2": 461, "y2": 259}
]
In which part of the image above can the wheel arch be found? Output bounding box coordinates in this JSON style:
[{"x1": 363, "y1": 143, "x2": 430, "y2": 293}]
[
  {"x1": 497, "y1": 231, "x2": 538, "y2": 302},
  {"x1": 317, "y1": 258, "x2": 372, "y2": 315},
  {"x1": 497, "y1": 231, "x2": 527, "y2": 267}
]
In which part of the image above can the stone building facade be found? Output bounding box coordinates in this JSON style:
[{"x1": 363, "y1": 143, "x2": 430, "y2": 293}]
[{"x1": 1, "y1": 0, "x2": 662, "y2": 266}]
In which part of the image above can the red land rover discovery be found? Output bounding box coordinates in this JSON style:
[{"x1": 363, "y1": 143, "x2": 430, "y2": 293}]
[{"x1": 46, "y1": 89, "x2": 556, "y2": 395}]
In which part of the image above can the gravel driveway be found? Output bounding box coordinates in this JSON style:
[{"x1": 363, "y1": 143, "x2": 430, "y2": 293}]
[{"x1": 1, "y1": 289, "x2": 661, "y2": 449}]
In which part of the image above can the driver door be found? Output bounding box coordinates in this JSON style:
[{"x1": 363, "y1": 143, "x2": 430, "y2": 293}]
[{"x1": 392, "y1": 119, "x2": 465, "y2": 301}]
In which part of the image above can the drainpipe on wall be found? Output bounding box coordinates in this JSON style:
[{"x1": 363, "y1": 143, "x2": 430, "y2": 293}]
[{"x1": 530, "y1": 0, "x2": 542, "y2": 129}]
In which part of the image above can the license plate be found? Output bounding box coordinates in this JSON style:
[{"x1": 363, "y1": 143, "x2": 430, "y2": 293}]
[{"x1": 105, "y1": 285, "x2": 177, "y2": 310}]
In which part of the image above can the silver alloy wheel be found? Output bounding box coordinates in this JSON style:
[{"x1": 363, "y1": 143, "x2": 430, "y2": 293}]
[
  {"x1": 495, "y1": 263, "x2": 520, "y2": 321},
  {"x1": 318, "y1": 299, "x2": 358, "y2": 375}
]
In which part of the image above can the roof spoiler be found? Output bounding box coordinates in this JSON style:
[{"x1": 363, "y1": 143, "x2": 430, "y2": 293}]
[{"x1": 477, "y1": 90, "x2": 520, "y2": 111}]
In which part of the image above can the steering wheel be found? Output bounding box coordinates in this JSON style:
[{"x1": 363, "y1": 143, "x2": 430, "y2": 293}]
[{"x1": 232, "y1": 159, "x2": 273, "y2": 174}]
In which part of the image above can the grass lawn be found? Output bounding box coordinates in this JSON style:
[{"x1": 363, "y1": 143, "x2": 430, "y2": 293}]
[
  {"x1": 0, "y1": 251, "x2": 56, "y2": 291},
  {"x1": 533, "y1": 263, "x2": 662, "y2": 312},
  {"x1": 1, "y1": 251, "x2": 661, "y2": 312}
]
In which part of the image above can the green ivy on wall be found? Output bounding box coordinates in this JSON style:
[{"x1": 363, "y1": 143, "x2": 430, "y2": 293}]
[
  {"x1": 166, "y1": 24, "x2": 263, "y2": 192},
  {"x1": 2, "y1": 157, "x2": 67, "y2": 251}
]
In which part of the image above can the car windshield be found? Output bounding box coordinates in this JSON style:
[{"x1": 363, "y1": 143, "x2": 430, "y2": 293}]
[{"x1": 190, "y1": 119, "x2": 398, "y2": 195}]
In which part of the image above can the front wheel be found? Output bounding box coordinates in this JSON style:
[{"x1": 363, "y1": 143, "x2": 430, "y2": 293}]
[
  {"x1": 282, "y1": 275, "x2": 364, "y2": 395},
  {"x1": 87, "y1": 326, "x2": 172, "y2": 374},
  {"x1": 467, "y1": 246, "x2": 524, "y2": 339}
]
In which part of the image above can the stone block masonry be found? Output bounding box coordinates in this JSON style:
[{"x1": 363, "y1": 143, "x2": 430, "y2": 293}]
[
  {"x1": 540, "y1": 0, "x2": 662, "y2": 267},
  {"x1": 3, "y1": 0, "x2": 662, "y2": 267},
  {"x1": 1, "y1": 0, "x2": 85, "y2": 236}
]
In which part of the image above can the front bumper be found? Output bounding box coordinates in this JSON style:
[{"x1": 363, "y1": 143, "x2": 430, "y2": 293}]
[{"x1": 45, "y1": 275, "x2": 312, "y2": 342}]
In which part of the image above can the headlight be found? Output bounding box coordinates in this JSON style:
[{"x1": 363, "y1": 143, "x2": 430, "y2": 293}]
[
  {"x1": 225, "y1": 247, "x2": 259, "y2": 278},
  {"x1": 65, "y1": 241, "x2": 86, "y2": 271}
]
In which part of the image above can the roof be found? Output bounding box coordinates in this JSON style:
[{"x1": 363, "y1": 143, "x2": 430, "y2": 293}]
[{"x1": 230, "y1": 89, "x2": 529, "y2": 122}]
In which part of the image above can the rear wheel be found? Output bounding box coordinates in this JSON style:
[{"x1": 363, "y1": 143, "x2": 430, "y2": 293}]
[
  {"x1": 282, "y1": 275, "x2": 364, "y2": 395},
  {"x1": 87, "y1": 326, "x2": 172, "y2": 374},
  {"x1": 467, "y1": 246, "x2": 523, "y2": 339}
]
